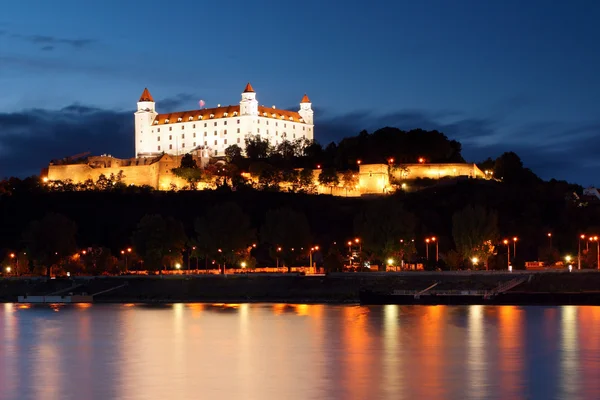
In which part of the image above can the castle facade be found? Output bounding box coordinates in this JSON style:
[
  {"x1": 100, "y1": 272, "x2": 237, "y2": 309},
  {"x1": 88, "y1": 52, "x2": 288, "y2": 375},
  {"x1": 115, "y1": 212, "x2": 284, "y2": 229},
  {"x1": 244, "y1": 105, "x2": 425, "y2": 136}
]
[{"x1": 135, "y1": 83, "x2": 314, "y2": 158}]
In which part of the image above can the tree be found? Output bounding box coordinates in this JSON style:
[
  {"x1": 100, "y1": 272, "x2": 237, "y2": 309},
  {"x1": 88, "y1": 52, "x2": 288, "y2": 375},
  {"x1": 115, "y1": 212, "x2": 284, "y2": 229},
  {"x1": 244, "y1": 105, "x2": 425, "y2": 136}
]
[
  {"x1": 318, "y1": 167, "x2": 339, "y2": 194},
  {"x1": 298, "y1": 168, "x2": 316, "y2": 193},
  {"x1": 452, "y1": 205, "x2": 499, "y2": 268},
  {"x1": 494, "y1": 151, "x2": 540, "y2": 185},
  {"x1": 23, "y1": 213, "x2": 78, "y2": 277},
  {"x1": 354, "y1": 200, "x2": 416, "y2": 263},
  {"x1": 323, "y1": 246, "x2": 345, "y2": 273},
  {"x1": 131, "y1": 214, "x2": 187, "y2": 271},
  {"x1": 258, "y1": 165, "x2": 282, "y2": 191},
  {"x1": 172, "y1": 154, "x2": 203, "y2": 189},
  {"x1": 341, "y1": 171, "x2": 359, "y2": 196},
  {"x1": 260, "y1": 207, "x2": 311, "y2": 272},
  {"x1": 224, "y1": 144, "x2": 243, "y2": 163},
  {"x1": 245, "y1": 135, "x2": 271, "y2": 160},
  {"x1": 281, "y1": 169, "x2": 300, "y2": 192},
  {"x1": 195, "y1": 202, "x2": 255, "y2": 273}
]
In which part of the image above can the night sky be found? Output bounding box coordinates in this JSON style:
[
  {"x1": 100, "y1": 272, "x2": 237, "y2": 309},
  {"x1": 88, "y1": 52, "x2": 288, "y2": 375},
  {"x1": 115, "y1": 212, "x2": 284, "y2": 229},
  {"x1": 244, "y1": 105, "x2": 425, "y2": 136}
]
[{"x1": 1, "y1": 0, "x2": 599, "y2": 184}]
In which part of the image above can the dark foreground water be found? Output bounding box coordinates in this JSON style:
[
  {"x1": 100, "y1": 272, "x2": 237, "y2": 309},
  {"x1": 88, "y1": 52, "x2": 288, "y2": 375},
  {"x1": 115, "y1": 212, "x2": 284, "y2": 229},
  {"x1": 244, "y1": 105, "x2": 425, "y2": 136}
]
[{"x1": 1, "y1": 304, "x2": 600, "y2": 400}]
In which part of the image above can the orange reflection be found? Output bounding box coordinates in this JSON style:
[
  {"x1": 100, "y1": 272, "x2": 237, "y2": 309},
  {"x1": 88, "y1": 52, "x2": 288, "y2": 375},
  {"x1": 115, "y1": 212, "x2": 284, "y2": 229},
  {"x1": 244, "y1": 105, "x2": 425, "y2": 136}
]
[
  {"x1": 342, "y1": 306, "x2": 371, "y2": 400},
  {"x1": 578, "y1": 306, "x2": 600, "y2": 395},
  {"x1": 417, "y1": 306, "x2": 445, "y2": 399},
  {"x1": 75, "y1": 303, "x2": 92, "y2": 309},
  {"x1": 498, "y1": 306, "x2": 524, "y2": 400}
]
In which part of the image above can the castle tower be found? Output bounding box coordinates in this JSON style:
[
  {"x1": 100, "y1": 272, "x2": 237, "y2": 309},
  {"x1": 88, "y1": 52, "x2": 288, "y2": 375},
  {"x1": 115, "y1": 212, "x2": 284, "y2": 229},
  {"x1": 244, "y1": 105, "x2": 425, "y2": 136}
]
[
  {"x1": 135, "y1": 88, "x2": 158, "y2": 157},
  {"x1": 298, "y1": 94, "x2": 313, "y2": 125},
  {"x1": 239, "y1": 82, "x2": 258, "y2": 116}
]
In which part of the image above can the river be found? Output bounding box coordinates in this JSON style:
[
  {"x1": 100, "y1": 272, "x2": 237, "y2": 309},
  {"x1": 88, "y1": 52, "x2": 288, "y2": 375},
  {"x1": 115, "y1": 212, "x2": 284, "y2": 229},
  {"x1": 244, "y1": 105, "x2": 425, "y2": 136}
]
[{"x1": 1, "y1": 304, "x2": 599, "y2": 400}]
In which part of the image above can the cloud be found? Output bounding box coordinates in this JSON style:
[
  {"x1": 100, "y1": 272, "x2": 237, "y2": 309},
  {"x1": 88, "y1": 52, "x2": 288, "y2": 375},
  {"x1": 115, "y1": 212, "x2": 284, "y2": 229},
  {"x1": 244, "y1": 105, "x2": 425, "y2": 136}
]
[
  {"x1": 0, "y1": 105, "x2": 133, "y2": 178},
  {"x1": 10, "y1": 32, "x2": 95, "y2": 50}
]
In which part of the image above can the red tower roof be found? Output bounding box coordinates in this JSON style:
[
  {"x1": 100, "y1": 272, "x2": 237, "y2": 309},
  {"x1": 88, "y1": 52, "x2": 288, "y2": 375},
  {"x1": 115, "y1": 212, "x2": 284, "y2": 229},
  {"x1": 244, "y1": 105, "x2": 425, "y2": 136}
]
[
  {"x1": 300, "y1": 94, "x2": 311, "y2": 103},
  {"x1": 138, "y1": 88, "x2": 154, "y2": 102},
  {"x1": 243, "y1": 82, "x2": 255, "y2": 93}
]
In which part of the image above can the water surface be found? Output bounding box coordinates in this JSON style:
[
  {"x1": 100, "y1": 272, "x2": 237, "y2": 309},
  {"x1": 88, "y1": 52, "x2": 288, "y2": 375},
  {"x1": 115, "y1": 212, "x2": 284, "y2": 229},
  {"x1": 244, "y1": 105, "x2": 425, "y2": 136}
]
[{"x1": 1, "y1": 303, "x2": 599, "y2": 400}]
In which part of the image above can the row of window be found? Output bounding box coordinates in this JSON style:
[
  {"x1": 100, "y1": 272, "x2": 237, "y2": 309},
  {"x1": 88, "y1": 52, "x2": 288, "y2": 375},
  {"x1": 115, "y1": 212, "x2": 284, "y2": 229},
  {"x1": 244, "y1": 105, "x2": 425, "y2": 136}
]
[
  {"x1": 157, "y1": 129, "x2": 310, "y2": 142},
  {"x1": 154, "y1": 120, "x2": 310, "y2": 133}
]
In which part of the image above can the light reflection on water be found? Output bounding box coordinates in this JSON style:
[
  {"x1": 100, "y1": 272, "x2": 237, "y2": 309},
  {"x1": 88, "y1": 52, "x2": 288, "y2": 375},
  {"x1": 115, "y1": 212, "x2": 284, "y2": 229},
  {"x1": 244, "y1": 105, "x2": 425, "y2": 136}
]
[{"x1": 1, "y1": 304, "x2": 600, "y2": 400}]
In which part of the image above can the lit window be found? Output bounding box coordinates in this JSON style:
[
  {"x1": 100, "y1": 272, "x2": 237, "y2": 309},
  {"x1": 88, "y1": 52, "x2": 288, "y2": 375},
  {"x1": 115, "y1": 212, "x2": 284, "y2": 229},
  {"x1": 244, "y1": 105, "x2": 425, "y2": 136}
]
[
  {"x1": 214, "y1": 122, "x2": 217, "y2": 127},
  {"x1": 158, "y1": 137, "x2": 160, "y2": 141},
  {"x1": 204, "y1": 132, "x2": 207, "y2": 137},
  {"x1": 276, "y1": 131, "x2": 278, "y2": 136},
  {"x1": 189, "y1": 117, "x2": 193, "y2": 121},
  {"x1": 214, "y1": 131, "x2": 217, "y2": 136},
  {"x1": 204, "y1": 141, "x2": 207, "y2": 146},
  {"x1": 210, "y1": 114, "x2": 215, "y2": 118},
  {"x1": 224, "y1": 113, "x2": 228, "y2": 117},
  {"x1": 165, "y1": 119, "x2": 169, "y2": 123},
  {"x1": 204, "y1": 123, "x2": 207, "y2": 127},
  {"x1": 178, "y1": 118, "x2": 182, "y2": 122},
  {"x1": 237, "y1": 128, "x2": 240, "y2": 133},
  {"x1": 224, "y1": 130, "x2": 227, "y2": 135},
  {"x1": 193, "y1": 124, "x2": 196, "y2": 128},
  {"x1": 169, "y1": 127, "x2": 172, "y2": 131},
  {"x1": 182, "y1": 143, "x2": 185, "y2": 148},
  {"x1": 158, "y1": 146, "x2": 161, "y2": 151},
  {"x1": 233, "y1": 112, "x2": 238, "y2": 116},
  {"x1": 182, "y1": 125, "x2": 185, "y2": 130},
  {"x1": 154, "y1": 121, "x2": 158, "y2": 125},
  {"x1": 169, "y1": 135, "x2": 172, "y2": 140},
  {"x1": 158, "y1": 128, "x2": 161, "y2": 132},
  {"x1": 193, "y1": 132, "x2": 196, "y2": 138},
  {"x1": 263, "y1": 112, "x2": 267, "y2": 116},
  {"x1": 169, "y1": 144, "x2": 173, "y2": 150},
  {"x1": 182, "y1": 134, "x2": 185, "y2": 139},
  {"x1": 272, "y1": 114, "x2": 276, "y2": 118}
]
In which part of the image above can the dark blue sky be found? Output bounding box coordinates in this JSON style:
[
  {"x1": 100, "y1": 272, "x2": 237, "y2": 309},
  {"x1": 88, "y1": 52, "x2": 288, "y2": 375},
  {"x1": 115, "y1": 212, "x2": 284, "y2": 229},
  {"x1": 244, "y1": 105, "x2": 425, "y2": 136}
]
[{"x1": 1, "y1": 0, "x2": 599, "y2": 184}]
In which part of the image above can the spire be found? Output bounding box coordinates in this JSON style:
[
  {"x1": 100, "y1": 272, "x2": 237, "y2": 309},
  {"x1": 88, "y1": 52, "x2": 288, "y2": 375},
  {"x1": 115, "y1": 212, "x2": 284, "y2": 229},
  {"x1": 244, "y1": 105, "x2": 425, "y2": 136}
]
[
  {"x1": 300, "y1": 94, "x2": 311, "y2": 103},
  {"x1": 139, "y1": 88, "x2": 154, "y2": 102},
  {"x1": 243, "y1": 82, "x2": 255, "y2": 93}
]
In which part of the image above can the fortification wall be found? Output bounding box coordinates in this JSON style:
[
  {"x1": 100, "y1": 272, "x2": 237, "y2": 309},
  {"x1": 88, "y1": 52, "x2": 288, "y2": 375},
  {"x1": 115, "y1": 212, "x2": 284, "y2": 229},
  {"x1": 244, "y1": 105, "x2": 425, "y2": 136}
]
[
  {"x1": 47, "y1": 163, "x2": 161, "y2": 187},
  {"x1": 390, "y1": 163, "x2": 485, "y2": 180}
]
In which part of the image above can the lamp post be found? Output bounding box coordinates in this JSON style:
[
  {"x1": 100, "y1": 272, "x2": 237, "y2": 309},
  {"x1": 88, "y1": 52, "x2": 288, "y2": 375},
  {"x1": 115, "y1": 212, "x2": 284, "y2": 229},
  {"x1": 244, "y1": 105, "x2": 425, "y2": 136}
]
[
  {"x1": 471, "y1": 257, "x2": 479, "y2": 269},
  {"x1": 512, "y1": 237, "x2": 518, "y2": 260},
  {"x1": 547, "y1": 232, "x2": 552, "y2": 248},
  {"x1": 503, "y1": 239, "x2": 510, "y2": 270},
  {"x1": 355, "y1": 238, "x2": 361, "y2": 268},
  {"x1": 387, "y1": 258, "x2": 394, "y2": 271},
  {"x1": 348, "y1": 241, "x2": 353, "y2": 267},
  {"x1": 309, "y1": 246, "x2": 319, "y2": 273},
  {"x1": 431, "y1": 237, "x2": 438, "y2": 262},
  {"x1": 9, "y1": 252, "x2": 17, "y2": 276},
  {"x1": 579, "y1": 235, "x2": 585, "y2": 270},
  {"x1": 425, "y1": 238, "x2": 430, "y2": 260},
  {"x1": 276, "y1": 247, "x2": 282, "y2": 269}
]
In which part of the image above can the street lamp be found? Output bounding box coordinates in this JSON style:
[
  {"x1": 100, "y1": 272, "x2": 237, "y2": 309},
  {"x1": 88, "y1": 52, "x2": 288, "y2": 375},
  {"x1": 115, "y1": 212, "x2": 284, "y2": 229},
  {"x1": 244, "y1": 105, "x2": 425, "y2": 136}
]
[
  {"x1": 5, "y1": 267, "x2": 11, "y2": 274},
  {"x1": 241, "y1": 261, "x2": 247, "y2": 268},
  {"x1": 547, "y1": 232, "x2": 552, "y2": 247},
  {"x1": 175, "y1": 263, "x2": 181, "y2": 270},
  {"x1": 591, "y1": 236, "x2": 600, "y2": 270},
  {"x1": 579, "y1": 234, "x2": 585, "y2": 270},
  {"x1": 425, "y1": 238, "x2": 430, "y2": 260},
  {"x1": 503, "y1": 239, "x2": 510, "y2": 270},
  {"x1": 431, "y1": 237, "x2": 438, "y2": 262},
  {"x1": 387, "y1": 258, "x2": 394, "y2": 271},
  {"x1": 512, "y1": 237, "x2": 518, "y2": 259},
  {"x1": 309, "y1": 246, "x2": 319, "y2": 272},
  {"x1": 276, "y1": 247, "x2": 282, "y2": 269},
  {"x1": 471, "y1": 257, "x2": 479, "y2": 268}
]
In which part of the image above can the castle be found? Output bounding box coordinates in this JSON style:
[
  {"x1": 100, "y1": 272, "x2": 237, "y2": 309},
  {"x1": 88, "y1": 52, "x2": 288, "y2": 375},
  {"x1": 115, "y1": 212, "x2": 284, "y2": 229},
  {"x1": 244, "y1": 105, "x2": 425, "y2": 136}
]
[
  {"x1": 135, "y1": 83, "x2": 314, "y2": 158},
  {"x1": 44, "y1": 82, "x2": 486, "y2": 194}
]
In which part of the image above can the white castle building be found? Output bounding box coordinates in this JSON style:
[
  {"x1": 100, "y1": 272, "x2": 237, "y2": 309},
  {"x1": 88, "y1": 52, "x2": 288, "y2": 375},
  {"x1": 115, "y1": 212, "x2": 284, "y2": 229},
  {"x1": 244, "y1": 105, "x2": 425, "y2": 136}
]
[{"x1": 134, "y1": 83, "x2": 314, "y2": 158}]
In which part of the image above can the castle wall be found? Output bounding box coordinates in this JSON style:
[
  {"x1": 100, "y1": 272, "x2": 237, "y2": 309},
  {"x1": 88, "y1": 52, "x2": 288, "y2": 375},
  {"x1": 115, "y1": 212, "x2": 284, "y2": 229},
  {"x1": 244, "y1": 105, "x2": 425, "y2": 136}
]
[
  {"x1": 358, "y1": 164, "x2": 391, "y2": 194},
  {"x1": 389, "y1": 163, "x2": 485, "y2": 180}
]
